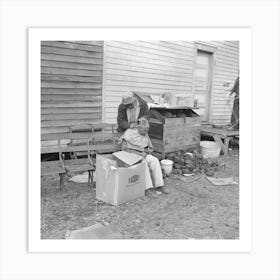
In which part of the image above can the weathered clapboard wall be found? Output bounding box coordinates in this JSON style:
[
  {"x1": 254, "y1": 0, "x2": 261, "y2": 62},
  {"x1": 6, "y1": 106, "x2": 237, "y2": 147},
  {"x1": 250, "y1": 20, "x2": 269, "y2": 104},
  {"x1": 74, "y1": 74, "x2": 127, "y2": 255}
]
[
  {"x1": 102, "y1": 40, "x2": 239, "y2": 125},
  {"x1": 209, "y1": 41, "x2": 239, "y2": 124},
  {"x1": 102, "y1": 41, "x2": 195, "y2": 123},
  {"x1": 41, "y1": 41, "x2": 103, "y2": 136}
]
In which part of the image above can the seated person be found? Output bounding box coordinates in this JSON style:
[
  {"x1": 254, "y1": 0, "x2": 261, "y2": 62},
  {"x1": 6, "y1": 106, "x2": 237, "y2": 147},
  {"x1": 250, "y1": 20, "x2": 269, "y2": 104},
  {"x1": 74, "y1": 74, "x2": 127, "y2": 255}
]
[{"x1": 119, "y1": 118, "x2": 169, "y2": 199}]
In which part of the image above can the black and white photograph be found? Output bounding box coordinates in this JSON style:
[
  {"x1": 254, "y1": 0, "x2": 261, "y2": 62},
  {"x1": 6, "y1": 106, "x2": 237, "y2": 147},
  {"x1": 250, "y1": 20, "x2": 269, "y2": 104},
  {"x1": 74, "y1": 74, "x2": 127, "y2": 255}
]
[
  {"x1": 1, "y1": 0, "x2": 280, "y2": 279},
  {"x1": 40, "y1": 40, "x2": 240, "y2": 240}
]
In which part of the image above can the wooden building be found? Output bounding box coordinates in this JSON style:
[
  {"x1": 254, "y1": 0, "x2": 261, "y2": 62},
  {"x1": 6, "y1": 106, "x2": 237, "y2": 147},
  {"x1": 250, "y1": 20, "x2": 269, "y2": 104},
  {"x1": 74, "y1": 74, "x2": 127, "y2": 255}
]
[
  {"x1": 41, "y1": 40, "x2": 239, "y2": 138},
  {"x1": 41, "y1": 41, "x2": 104, "y2": 135}
]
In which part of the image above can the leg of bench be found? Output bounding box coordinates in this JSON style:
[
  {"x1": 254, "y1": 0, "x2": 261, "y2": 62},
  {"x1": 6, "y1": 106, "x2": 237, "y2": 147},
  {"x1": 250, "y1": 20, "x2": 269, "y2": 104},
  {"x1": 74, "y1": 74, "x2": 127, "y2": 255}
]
[
  {"x1": 213, "y1": 135, "x2": 228, "y2": 155},
  {"x1": 224, "y1": 137, "x2": 231, "y2": 155},
  {"x1": 88, "y1": 170, "x2": 93, "y2": 188},
  {"x1": 59, "y1": 173, "x2": 66, "y2": 190},
  {"x1": 88, "y1": 170, "x2": 91, "y2": 187}
]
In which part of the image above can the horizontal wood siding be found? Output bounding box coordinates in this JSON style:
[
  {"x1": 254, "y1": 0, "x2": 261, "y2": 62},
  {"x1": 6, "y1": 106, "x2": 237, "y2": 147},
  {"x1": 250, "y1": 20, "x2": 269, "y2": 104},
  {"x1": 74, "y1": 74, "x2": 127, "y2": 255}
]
[
  {"x1": 103, "y1": 41, "x2": 239, "y2": 125},
  {"x1": 209, "y1": 41, "x2": 239, "y2": 125},
  {"x1": 41, "y1": 41, "x2": 103, "y2": 135},
  {"x1": 103, "y1": 41, "x2": 195, "y2": 123}
]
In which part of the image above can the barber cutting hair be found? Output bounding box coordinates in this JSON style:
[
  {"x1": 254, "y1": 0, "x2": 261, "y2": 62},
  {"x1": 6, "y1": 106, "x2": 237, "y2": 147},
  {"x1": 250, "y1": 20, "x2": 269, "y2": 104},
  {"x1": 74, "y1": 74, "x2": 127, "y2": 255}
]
[
  {"x1": 117, "y1": 92, "x2": 169, "y2": 198},
  {"x1": 117, "y1": 92, "x2": 150, "y2": 132}
]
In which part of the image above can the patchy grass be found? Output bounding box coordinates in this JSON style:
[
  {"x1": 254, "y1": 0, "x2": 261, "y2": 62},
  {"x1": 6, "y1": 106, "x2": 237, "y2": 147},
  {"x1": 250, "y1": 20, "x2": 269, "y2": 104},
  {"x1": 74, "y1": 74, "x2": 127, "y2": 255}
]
[{"x1": 41, "y1": 149, "x2": 239, "y2": 239}]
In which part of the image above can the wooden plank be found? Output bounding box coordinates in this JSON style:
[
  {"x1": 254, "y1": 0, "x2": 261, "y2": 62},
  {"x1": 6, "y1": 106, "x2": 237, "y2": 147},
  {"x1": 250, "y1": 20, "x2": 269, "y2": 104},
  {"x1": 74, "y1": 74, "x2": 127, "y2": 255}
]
[
  {"x1": 63, "y1": 158, "x2": 96, "y2": 166},
  {"x1": 105, "y1": 79, "x2": 189, "y2": 91},
  {"x1": 211, "y1": 117, "x2": 231, "y2": 121},
  {"x1": 41, "y1": 161, "x2": 62, "y2": 167},
  {"x1": 41, "y1": 88, "x2": 102, "y2": 95},
  {"x1": 41, "y1": 162, "x2": 64, "y2": 175},
  {"x1": 41, "y1": 133, "x2": 69, "y2": 141},
  {"x1": 41, "y1": 74, "x2": 102, "y2": 83},
  {"x1": 41, "y1": 113, "x2": 101, "y2": 121},
  {"x1": 159, "y1": 41, "x2": 195, "y2": 53},
  {"x1": 211, "y1": 112, "x2": 232, "y2": 117},
  {"x1": 42, "y1": 120, "x2": 103, "y2": 128},
  {"x1": 106, "y1": 73, "x2": 191, "y2": 87},
  {"x1": 41, "y1": 41, "x2": 103, "y2": 52},
  {"x1": 106, "y1": 60, "x2": 192, "y2": 75},
  {"x1": 201, "y1": 127, "x2": 239, "y2": 137},
  {"x1": 41, "y1": 95, "x2": 102, "y2": 102},
  {"x1": 213, "y1": 41, "x2": 239, "y2": 51},
  {"x1": 42, "y1": 107, "x2": 102, "y2": 114},
  {"x1": 106, "y1": 52, "x2": 192, "y2": 72},
  {"x1": 73, "y1": 41, "x2": 103, "y2": 46},
  {"x1": 108, "y1": 41, "x2": 194, "y2": 60},
  {"x1": 41, "y1": 46, "x2": 103, "y2": 59},
  {"x1": 215, "y1": 65, "x2": 239, "y2": 71},
  {"x1": 41, "y1": 81, "x2": 102, "y2": 89},
  {"x1": 41, "y1": 140, "x2": 66, "y2": 148},
  {"x1": 41, "y1": 127, "x2": 73, "y2": 134},
  {"x1": 106, "y1": 68, "x2": 192, "y2": 83},
  {"x1": 41, "y1": 146, "x2": 61, "y2": 154},
  {"x1": 164, "y1": 118, "x2": 201, "y2": 127},
  {"x1": 137, "y1": 40, "x2": 195, "y2": 56},
  {"x1": 216, "y1": 58, "x2": 239, "y2": 67},
  {"x1": 41, "y1": 53, "x2": 103, "y2": 65},
  {"x1": 41, "y1": 125, "x2": 116, "y2": 137},
  {"x1": 41, "y1": 67, "x2": 102, "y2": 77},
  {"x1": 41, "y1": 60, "x2": 103, "y2": 71},
  {"x1": 41, "y1": 102, "x2": 102, "y2": 108},
  {"x1": 60, "y1": 143, "x2": 113, "y2": 153},
  {"x1": 70, "y1": 122, "x2": 117, "y2": 131},
  {"x1": 41, "y1": 145, "x2": 92, "y2": 154},
  {"x1": 104, "y1": 85, "x2": 191, "y2": 94},
  {"x1": 41, "y1": 132, "x2": 93, "y2": 141},
  {"x1": 66, "y1": 164, "x2": 94, "y2": 173},
  {"x1": 213, "y1": 135, "x2": 227, "y2": 155},
  {"x1": 106, "y1": 58, "x2": 192, "y2": 75},
  {"x1": 106, "y1": 44, "x2": 193, "y2": 65},
  {"x1": 213, "y1": 74, "x2": 238, "y2": 81}
]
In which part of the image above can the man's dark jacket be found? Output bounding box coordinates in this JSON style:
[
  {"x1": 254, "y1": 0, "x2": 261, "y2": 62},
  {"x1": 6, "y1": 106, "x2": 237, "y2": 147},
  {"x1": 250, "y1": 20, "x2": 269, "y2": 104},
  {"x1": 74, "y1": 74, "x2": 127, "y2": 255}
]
[{"x1": 117, "y1": 95, "x2": 150, "y2": 132}]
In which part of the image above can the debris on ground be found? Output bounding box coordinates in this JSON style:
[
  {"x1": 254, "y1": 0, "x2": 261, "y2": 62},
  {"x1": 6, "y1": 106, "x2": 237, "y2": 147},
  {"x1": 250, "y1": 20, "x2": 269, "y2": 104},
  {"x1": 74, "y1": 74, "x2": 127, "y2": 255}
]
[
  {"x1": 41, "y1": 149, "x2": 239, "y2": 240},
  {"x1": 166, "y1": 149, "x2": 223, "y2": 177},
  {"x1": 69, "y1": 172, "x2": 96, "y2": 183},
  {"x1": 206, "y1": 176, "x2": 238, "y2": 186},
  {"x1": 183, "y1": 173, "x2": 195, "y2": 177},
  {"x1": 65, "y1": 223, "x2": 124, "y2": 239}
]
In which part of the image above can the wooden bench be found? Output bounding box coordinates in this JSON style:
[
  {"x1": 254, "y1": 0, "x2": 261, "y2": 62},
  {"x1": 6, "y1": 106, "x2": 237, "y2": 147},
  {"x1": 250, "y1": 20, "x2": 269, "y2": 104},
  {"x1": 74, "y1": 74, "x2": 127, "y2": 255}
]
[
  {"x1": 69, "y1": 123, "x2": 119, "y2": 156},
  {"x1": 41, "y1": 133, "x2": 97, "y2": 189},
  {"x1": 41, "y1": 123, "x2": 119, "y2": 189},
  {"x1": 201, "y1": 125, "x2": 239, "y2": 155}
]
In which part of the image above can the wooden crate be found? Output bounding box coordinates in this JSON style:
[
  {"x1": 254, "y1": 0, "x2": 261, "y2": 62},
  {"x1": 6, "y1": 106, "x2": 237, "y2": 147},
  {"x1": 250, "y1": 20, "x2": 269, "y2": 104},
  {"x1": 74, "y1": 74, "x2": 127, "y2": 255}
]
[{"x1": 148, "y1": 107, "x2": 201, "y2": 157}]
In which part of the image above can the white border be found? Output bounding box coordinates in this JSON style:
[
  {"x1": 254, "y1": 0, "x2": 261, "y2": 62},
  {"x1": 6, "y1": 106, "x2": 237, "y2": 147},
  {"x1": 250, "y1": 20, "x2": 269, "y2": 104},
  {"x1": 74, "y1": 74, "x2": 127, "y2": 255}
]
[{"x1": 29, "y1": 28, "x2": 252, "y2": 253}]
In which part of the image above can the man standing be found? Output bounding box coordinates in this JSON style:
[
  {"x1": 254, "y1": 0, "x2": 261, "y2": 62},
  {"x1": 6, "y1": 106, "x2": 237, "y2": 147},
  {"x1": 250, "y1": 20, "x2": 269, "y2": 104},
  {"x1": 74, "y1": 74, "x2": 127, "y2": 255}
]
[
  {"x1": 229, "y1": 76, "x2": 239, "y2": 130},
  {"x1": 117, "y1": 92, "x2": 150, "y2": 132}
]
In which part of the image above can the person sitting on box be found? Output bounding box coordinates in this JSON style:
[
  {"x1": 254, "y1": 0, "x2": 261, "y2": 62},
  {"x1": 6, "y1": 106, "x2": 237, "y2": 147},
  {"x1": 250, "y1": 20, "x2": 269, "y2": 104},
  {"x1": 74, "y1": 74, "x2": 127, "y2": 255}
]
[
  {"x1": 117, "y1": 92, "x2": 150, "y2": 133},
  {"x1": 119, "y1": 118, "x2": 169, "y2": 199}
]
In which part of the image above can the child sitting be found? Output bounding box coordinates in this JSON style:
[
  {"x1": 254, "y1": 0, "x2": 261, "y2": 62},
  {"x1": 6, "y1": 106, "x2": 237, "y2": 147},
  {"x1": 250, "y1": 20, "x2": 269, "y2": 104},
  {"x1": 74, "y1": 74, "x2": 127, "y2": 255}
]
[{"x1": 119, "y1": 118, "x2": 169, "y2": 198}]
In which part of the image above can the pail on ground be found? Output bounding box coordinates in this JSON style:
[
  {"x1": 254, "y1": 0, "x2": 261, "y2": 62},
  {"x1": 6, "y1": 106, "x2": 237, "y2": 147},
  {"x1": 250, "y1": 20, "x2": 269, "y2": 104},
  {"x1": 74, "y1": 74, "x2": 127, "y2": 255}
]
[
  {"x1": 200, "y1": 141, "x2": 221, "y2": 158},
  {"x1": 160, "y1": 159, "x2": 173, "y2": 175}
]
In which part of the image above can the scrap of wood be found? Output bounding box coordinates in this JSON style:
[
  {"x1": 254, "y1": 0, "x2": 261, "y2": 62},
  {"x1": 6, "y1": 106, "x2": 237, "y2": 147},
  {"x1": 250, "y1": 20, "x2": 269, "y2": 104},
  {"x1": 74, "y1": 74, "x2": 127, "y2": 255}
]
[{"x1": 206, "y1": 176, "x2": 238, "y2": 186}]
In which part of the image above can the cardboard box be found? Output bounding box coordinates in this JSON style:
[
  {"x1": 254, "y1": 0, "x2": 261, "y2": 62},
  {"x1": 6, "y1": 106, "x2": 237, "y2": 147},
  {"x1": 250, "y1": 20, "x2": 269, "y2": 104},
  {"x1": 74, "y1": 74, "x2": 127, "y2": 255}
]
[{"x1": 96, "y1": 154, "x2": 146, "y2": 206}]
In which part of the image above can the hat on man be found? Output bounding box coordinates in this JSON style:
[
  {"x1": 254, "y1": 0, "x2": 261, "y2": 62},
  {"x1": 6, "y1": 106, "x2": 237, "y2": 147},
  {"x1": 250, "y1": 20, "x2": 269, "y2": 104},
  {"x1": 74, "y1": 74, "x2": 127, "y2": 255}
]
[{"x1": 122, "y1": 92, "x2": 136, "y2": 105}]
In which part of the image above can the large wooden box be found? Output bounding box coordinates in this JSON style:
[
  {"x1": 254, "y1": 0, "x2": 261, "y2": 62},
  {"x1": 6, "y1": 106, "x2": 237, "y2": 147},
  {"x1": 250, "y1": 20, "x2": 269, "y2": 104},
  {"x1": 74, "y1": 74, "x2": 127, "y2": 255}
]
[{"x1": 148, "y1": 107, "x2": 201, "y2": 157}]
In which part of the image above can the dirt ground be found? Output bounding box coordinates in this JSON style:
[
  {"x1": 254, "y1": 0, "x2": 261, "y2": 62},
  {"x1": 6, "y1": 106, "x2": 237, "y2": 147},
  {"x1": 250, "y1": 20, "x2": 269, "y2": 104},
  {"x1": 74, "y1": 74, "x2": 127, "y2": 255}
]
[{"x1": 41, "y1": 149, "x2": 239, "y2": 239}]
